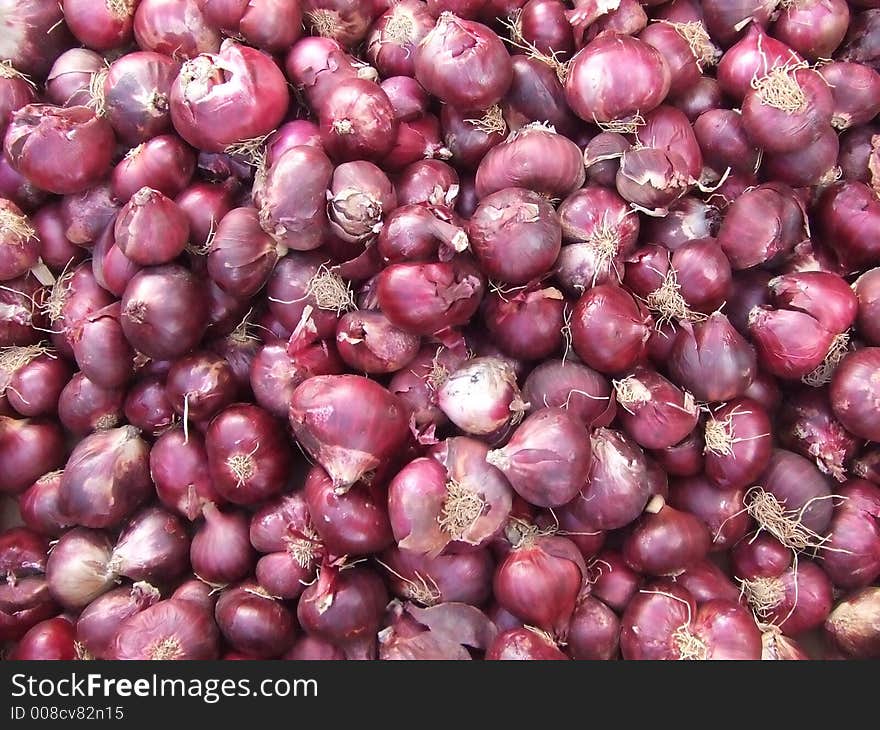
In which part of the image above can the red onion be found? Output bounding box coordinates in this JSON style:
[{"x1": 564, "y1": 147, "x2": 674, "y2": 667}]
[
  {"x1": 567, "y1": 428, "x2": 653, "y2": 531},
  {"x1": 718, "y1": 23, "x2": 801, "y2": 101},
  {"x1": 238, "y1": 0, "x2": 304, "y2": 53},
  {"x1": 290, "y1": 375, "x2": 409, "y2": 491},
  {"x1": 317, "y1": 78, "x2": 397, "y2": 163},
  {"x1": 327, "y1": 161, "x2": 396, "y2": 246},
  {"x1": 703, "y1": 398, "x2": 773, "y2": 490},
  {"x1": 367, "y1": 0, "x2": 434, "y2": 77},
  {"x1": 111, "y1": 136, "x2": 196, "y2": 203},
  {"x1": 91, "y1": 228, "x2": 141, "y2": 299},
  {"x1": 58, "y1": 183, "x2": 118, "y2": 249},
  {"x1": 121, "y1": 264, "x2": 209, "y2": 360},
  {"x1": 110, "y1": 506, "x2": 189, "y2": 584},
  {"x1": 763, "y1": 128, "x2": 840, "y2": 188},
  {"x1": 110, "y1": 597, "x2": 220, "y2": 659},
  {"x1": 258, "y1": 145, "x2": 334, "y2": 251},
  {"x1": 304, "y1": 0, "x2": 375, "y2": 47},
  {"x1": 694, "y1": 108, "x2": 761, "y2": 177},
  {"x1": 0, "y1": 1, "x2": 73, "y2": 79},
  {"x1": 297, "y1": 561, "x2": 387, "y2": 657},
  {"x1": 614, "y1": 366, "x2": 698, "y2": 451},
  {"x1": 816, "y1": 182, "x2": 880, "y2": 271},
  {"x1": 4, "y1": 105, "x2": 115, "y2": 195},
  {"x1": 468, "y1": 187, "x2": 561, "y2": 285},
  {"x1": 676, "y1": 560, "x2": 740, "y2": 604},
  {"x1": 437, "y1": 357, "x2": 526, "y2": 436},
  {"x1": 831, "y1": 349, "x2": 880, "y2": 442},
  {"x1": 854, "y1": 268, "x2": 880, "y2": 346},
  {"x1": 335, "y1": 309, "x2": 420, "y2": 374},
  {"x1": 150, "y1": 429, "x2": 218, "y2": 520},
  {"x1": 641, "y1": 21, "x2": 719, "y2": 96},
  {"x1": 486, "y1": 626, "x2": 568, "y2": 659},
  {"x1": 502, "y1": 56, "x2": 579, "y2": 137},
  {"x1": 494, "y1": 530, "x2": 584, "y2": 639},
  {"x1": 741, "y1": 66, "x2": 833, "y2": 154},
  {"x1": 748, "y1": 305, "x2": 835, "y2": 381},
  {"x1": 589, "y1": 550, "x2": 640, "y2": 613},
  {"x1": 702, "y1": 0, "x2": 777, "y2": 47},
  {"x1": 0, "y1": 416, "x2": 66, "y2": 496},
  {"x1": 621, "y1": 583, "x2": 762, "y2": 659},
  {"x1": 565, "y1": 32, "x2": 671, "y2": 125},
  {"x1": 753, "y1": 449, "x2": 834, "y2": 543},
  {"x1": 395, "y1": 160, "x2": 460, "y2": 208},
  {"x1": 1, "y1": 345, "x2": 69, "y2": 417},
  {"x1": 265, "y1": 121, "x2": 322, "y2": 167},
  {"x1": 825, "y1": 587, "x2": 880, "y2": 659},
  {"x1": 305, "y1": 464, "x2": 393, "y2": 556},
  {"x1": 190, "y1": 503, "x2": 255, "y2": 585},
  {"x1": 739, "y1": 559, "x2": 834, "y2": 635},
  {"x1": 63, "y1": 0, "x2": 135, "y2": 51},
  {"x1": 0, "y1": 274, "x2": 46, "y2": 348},
  {"x1": 204, "y1": 403, "x2": 290, "y2": 505},
  {"x1": 440, "y1": 104, "x2": 506, "y2": 172},
  {"x1": 567, "y1": 595, "x2": 619, "y2": 660},
  {"x1": 623, "y1": 496, "x2": 710, "y2": 576},
  {"x1": 285, "y1": 36, "x2": 377, "y2": 111},
  {"x1": 102, "y1": 51, "x2": 178, "y2": 145},
  {"x1": 653, "y1": 429, "x2": 704, "y2": 478},
  {"x1": 18, "y1": 471, "x2": 70, "y2": 536},
  {"x1": 482, "y1": 287, "x2": 564, "y2": 361},
  {"x1": 837, "y1": 125, "x2": 879, "y2": 183},
  {"x1": 555, "y1": 186, "x2": 639, "y2": 292},
  {"x1": 378, "y1": 204, "x2": 468, "y2": 263},
  {"x1": 486, "y1": 408, "x2": 590, "y2": 508},
  {"x1": 124, "y1": 377, "x2": 175, "y2": 436},
  {"x1": 823, "y1": 62, "x2": 880, "y2": 130},
  {"x1": 9, "y1": 616, "x2": 77, "y2": 660},
  {"x1": 76, "y1": 582, "x2": 160, "y2": 659},
  {"x1": 59, "y1": 426, "x2": 151, "y2": 529},
  {"x1": 668, "y1": 314, "x2": 756, "y2": 402},
  {"x1": 415, "y1": 13, "x2": 512, "y2": 112},
  {"x1": 2, "y1": 160, "x2": 49, "y2": 219},
  {"x1": 170, "y1": 41, "x2": 288, "y2": 153},
  {"x1": 166, "y1": 352, "x2": 235, "y2": 427},
  {"x1": 113, "y1": 188, "x2": 189, "y2": 266},
  {"x1": 215, "y1": 583, "x2": 295, "y2": 658},
  {"x1": 521, "y1": 359, "x2": 615, "y2": 429},
  {"x1": 571, "y1": 285, "x2": 652, "y2": 374},
  {"x1": 176, "y1": 180, "x2": 237, "y2": 251},
  {"x1": 45, "y1": 527, "x2": 115, "y2": 610},
  {"x1": 474, "y1": 123, "x2": 585, "y2": 199},
  {"x1": 670, "y1": 475, "x2": 751, "y2": 552},
  {"x1": 44, "y1": 49, "x2": 101, "y2": 108},
  {"x1": 57, "y1": 373, "x2": 124, "y2": 435},
  {"x1": 133, "y1": 0, "x2": 221, "y2": 59},
  {"x1": 772, "y1": 0, "x2": 849, "y2": 60},
  {"x1": 377, "y1": 258, "x2": 485, "y2": 335}
]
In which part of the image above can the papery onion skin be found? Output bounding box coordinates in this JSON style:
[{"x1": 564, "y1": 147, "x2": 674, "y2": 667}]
[
  {"x1": 821, "y1": 480, "x2": 880, "y2": 589},
  {"x1": 134, "y1": 0, "x2": 221, "y2": 59},
  {"x1": 109, "y1": 597, "x2": 220, "y2": 660},
  {"x1": 825, "y1": 586, "x2": 880, "y2": 659},
  {"x1": 485, "y1": 627, "x2": 568, "y2": 660},
  {"x1": 75, "y1": 582, "x2": 161, "y2": 659},
  {"x1": 45, "y1": 528, "x2": 115, "y2": 610}
]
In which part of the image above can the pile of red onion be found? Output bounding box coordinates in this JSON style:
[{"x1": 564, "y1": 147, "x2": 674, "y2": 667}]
[{"x1": 2, "y1": 0, "x2": 880, "y2": 662}]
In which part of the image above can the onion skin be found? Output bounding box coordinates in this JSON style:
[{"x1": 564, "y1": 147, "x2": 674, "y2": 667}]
[
  {"x1": 772, "y1": 0, "x2": 849, "y2": 61},
  {"x1": 747, "y1": 306, "x2": 834, "y2": 381},
  {"x1": 703, "y1": 398, "x2": 773, "y2": 491},
  {"x1": 565, "y1": 32, "x2": 671, "y2": 125},
  {"x1": 854, "y1": 269, "x2": 880, "y2": 346},
  {"x1": 760, "y1": 449, "x2": 834, "y2": 535},
  {"x1": 676, "y1": 560, "x2": 741, "y2": 604},
  {"x1": 111, "y1": 506, "x2": 190, "y2": 584},
  {"x1": 615, "y1": 367, "x2": 699, "y2": 451},
  {"x1": 150, "y1": 429, "x2": 219, "y2": 521},
  {"x1": 825, "y1": 587, "x2": 880, "y2": 659},
  {"x1": 414, "y1": 13, "x2": 513, "y2": 112},
  {"x1": 215, "y1": 583, "x2": 296, "y2": 658},
  {"x1": 831, "y1": 349, "x2": 880, "y2": 442},
  {"x1": 76, "y1": 582, "x2": 160, "y2": 659},
  {"x1": 111, "y1": 136, "x2": 196, "y2": 204},
  {"x1": 521, "y1": 359, "x2": 615, "y2": 429},
  {"x1": 335, "y1": 310, "x2": 420, "y2": 374},
  {"x1": 4, "y1": 105, "x2": 115, "y2": 195},
  {"x1": 8, "y1": 616, "x2": 77, "y2": 660},
  {"x1": 134, "y1": 0, "x2": 221, "y2": 59},
  {"x1": 45, "y1": 528, "x2": 115, "y2": 610},
  {"x1": 482, "y1": 287, "x2": 565, "y2": 362},
  {"x1": 318, "y1": 78, "x2": 397, "y2": 163},
  {"x1": 170, "y1": 41, "x2": 289, "y2": 153},
  {"x1": 190, "y1": 503, "x2": 255, "y2": 585},
  {"x1": 816, "y1": 182, "x2": 880, "y2": 271},
  {"x1": 290, "y1": 375, "x2": 410, "y2": 491}
]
